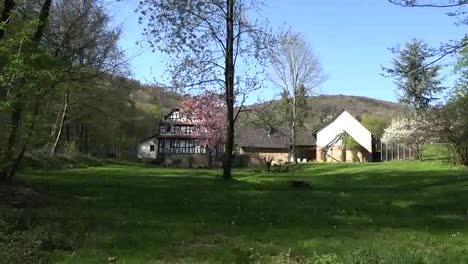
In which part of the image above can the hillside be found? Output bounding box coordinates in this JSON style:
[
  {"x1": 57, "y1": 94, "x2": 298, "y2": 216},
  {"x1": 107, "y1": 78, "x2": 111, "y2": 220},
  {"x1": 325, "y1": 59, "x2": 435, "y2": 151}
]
[
  {"x1": 130, "y1": 89, "x2": 403, "y2": 135},
  {"x1": 237, "y1": 94, "x2": 403, "y2": 132}
]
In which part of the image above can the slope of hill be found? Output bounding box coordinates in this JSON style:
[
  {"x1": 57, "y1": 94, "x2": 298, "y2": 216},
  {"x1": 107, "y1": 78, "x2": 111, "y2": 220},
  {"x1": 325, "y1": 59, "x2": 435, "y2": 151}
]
[{"x1": 237, "y1": 94, "x2": 402, "y2": 132}]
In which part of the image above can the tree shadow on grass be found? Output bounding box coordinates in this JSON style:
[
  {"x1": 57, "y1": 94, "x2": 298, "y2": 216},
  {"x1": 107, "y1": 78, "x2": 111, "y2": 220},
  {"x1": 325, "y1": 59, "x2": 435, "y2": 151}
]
[{"x1": 17, "y1": 163, "x2": 468, "y2": 262}]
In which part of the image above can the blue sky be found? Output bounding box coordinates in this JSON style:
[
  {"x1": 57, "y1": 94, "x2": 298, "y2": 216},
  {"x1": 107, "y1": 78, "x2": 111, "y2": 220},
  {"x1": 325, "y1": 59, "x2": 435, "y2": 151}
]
[{"x1": 107, "y1": 0, "x2": 463, "y2": 103}]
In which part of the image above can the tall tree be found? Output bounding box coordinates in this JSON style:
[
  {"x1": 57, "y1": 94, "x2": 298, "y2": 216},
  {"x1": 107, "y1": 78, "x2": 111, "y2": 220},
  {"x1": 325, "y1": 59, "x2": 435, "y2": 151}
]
[
  {"x1": 383, "y1": 39, "x2": 445, "y2": 114},
  {"x1": 45, "y1": 0, "x2": 126, "y2": 155},
  {"x1": 0, "y1": 0, "x2": 127, "y2": 183},
  {"x1": 138, "y1": 0, "x2": 272, "y2": 179},
  {"x1": 269, "y1": 30, "x2": 325, "y2": 164},
  {"x1": 0, "y1": 0, "x2": 54, "y2": 183},
  {"x1": 440, "y1": 42, "x2": 468, "y2": 165}
]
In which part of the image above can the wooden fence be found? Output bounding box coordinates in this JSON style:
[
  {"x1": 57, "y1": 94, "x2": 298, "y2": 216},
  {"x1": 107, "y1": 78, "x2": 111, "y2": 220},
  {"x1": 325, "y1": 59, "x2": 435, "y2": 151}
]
[{"x1": 373, "y1": 138, "x2": 416, "y2": 162}]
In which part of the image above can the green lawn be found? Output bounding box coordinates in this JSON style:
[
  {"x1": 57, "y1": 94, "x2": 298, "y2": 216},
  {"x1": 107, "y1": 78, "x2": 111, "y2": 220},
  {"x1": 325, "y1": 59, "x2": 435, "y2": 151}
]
[{"x1": 2, "y1": 161, "x2": 468, "y2": 263}]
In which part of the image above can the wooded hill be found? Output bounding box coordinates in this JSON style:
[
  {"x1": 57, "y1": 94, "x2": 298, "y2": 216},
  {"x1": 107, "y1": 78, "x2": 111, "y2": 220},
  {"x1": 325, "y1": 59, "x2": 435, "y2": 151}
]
[{"x1": 237, "y1": 94, "x2": 402, "y2": 133}]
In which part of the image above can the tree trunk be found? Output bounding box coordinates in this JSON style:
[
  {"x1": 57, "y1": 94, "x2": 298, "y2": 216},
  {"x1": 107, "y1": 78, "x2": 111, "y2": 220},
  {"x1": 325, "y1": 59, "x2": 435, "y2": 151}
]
[
  {"x1": 32, "y1": 0, "x2": 52, "y2": 44},
  {"x1": 222, "y1": 0, "x2": 235, "y2": 180},
  {"x1": 0, "y1": 95, "x2": 23, "y2": 184},
  {"x1": 207, "y1": 147, "x2": 213, "y2": 169},
  {"x1": 50, "y1": 92, "x2": 69, "y2": 155},
  {"x1": 0, "y1": 0, "x2": 16, "y2": 41},
  {"x1": 454, "y1": 144, "x2": 468, "y2": 166},
  {"x1": 291, "y1": 93, "x2": 297, "y2": 164},
  {"x1": 84, "y1": 124, "x2": 89, "y2": 153},
  {"x1": 7, "y1": 97, "x2": 41, "y2": 182}
]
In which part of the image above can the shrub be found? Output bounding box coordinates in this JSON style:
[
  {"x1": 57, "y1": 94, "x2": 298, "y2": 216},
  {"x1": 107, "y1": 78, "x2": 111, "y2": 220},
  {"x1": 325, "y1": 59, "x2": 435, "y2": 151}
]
[{"x1": 20, "y1": 151, "x2": 104, "y2": 170}]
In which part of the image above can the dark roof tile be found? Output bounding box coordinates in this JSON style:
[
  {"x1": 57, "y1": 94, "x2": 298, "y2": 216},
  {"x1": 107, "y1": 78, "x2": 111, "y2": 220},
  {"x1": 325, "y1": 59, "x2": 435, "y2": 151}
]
[{"x1": 238, "y1": 127, "x2": 315, "y2": 148}]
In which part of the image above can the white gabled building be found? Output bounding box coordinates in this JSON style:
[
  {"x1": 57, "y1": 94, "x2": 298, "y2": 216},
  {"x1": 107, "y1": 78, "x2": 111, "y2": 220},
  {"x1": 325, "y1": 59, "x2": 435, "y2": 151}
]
[
  {"x1": 138, "y1": 137, "x2": 158, "y2": 159},
  {"x1": 313, "y1": 110, "x2": 379, "y2": 162}
]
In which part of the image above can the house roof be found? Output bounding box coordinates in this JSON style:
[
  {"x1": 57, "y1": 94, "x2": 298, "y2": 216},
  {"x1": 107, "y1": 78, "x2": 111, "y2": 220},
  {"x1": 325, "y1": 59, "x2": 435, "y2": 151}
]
[
  {"x1": 312, "y1": 109, "x2": 346, "y2": 134},
  {"x1": 164, "y1": 108, "x2": 180, "y2": 119},
  {"x1": 238, "y1": 127, "x2": 316, "y2": 149},
  {"x1": 313, "y1": 109, "x2": 373, "y2": 150}
]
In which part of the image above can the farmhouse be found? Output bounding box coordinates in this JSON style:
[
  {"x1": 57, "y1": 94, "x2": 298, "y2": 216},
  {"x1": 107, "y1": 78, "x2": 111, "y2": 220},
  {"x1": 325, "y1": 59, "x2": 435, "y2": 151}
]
[
  {"x1": 138, "y1": 109, "x2": 221, "y2": 167},
  {"x1": 238, "y1": 110, "x2": 385, "y2": 163},
  {"x1": 238, "y1": 127, "x2": 316, "y2": 163},
  {"x1": 140, "y1": 108, "x2": 399, "y2": 166}
]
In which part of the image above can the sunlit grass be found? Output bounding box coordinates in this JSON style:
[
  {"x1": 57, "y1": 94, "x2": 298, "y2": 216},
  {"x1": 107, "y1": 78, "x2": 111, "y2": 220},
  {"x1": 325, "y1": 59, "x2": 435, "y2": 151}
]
[{"x1": 8, "y1": 161, "x2": 468, "y2": 263}]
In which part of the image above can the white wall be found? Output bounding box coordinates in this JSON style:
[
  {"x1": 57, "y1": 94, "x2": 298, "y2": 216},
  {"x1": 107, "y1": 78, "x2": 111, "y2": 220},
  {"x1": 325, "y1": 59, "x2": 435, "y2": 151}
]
[
  {"x1": 138, "y1": 138, "x2": 158, "y2": 159},
  {"x1": 316, "y1": 111, "x2": 372, "y2": 152}
]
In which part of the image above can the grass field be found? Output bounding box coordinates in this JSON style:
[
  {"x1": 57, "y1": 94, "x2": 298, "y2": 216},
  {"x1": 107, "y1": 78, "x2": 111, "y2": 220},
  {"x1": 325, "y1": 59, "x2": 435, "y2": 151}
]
[{"x1": 2, "y1": 160, "x2": 468, "y2": 263}]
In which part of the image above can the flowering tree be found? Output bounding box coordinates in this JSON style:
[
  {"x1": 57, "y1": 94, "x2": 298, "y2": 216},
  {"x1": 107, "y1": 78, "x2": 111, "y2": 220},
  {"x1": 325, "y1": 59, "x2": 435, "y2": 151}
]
[
  {"x1": 383, "y1": 119, "x2": 412, "y2": 144},
  {"x1": 382, "y1": 114, "x2": 443, "y2": 160},
  {"x1": 179, "y1": 93, "x2": 226, "y2": 168}
]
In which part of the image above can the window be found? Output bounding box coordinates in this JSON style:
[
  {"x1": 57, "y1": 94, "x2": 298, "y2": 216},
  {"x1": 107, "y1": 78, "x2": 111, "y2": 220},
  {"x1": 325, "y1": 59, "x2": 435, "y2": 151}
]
[
  {"x1": 150, "y1": 145, "x2": 155, "y2": 152},
  {"x1": 157, "y1": 139, "x2": 209, "y2": 154}
]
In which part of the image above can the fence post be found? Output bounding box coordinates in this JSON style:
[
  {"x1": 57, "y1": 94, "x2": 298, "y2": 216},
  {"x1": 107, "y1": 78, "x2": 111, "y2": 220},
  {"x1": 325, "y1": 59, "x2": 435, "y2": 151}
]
[
  {"x1": 381, "y1": 141, "x2": 383, "y2": 162},
  {"x1": 386, "y1": 144, "x2": 389, "y2": 161},
  {"x1": 392, "y1": 144, "x2": 395, "y2": 160}
]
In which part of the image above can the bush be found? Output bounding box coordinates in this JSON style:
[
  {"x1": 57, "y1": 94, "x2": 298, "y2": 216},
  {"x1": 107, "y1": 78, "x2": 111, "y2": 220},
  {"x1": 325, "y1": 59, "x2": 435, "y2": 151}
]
[{"x1": 20, "y1": 151, "x2": 104, "y2": 170}]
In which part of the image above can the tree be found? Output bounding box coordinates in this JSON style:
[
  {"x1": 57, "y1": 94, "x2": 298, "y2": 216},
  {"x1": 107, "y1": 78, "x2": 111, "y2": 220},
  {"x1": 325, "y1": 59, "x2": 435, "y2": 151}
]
[
  {"x1": 361, "y1": 113, "x2": 390, "y2": 137},
  {"x1": 137, "y1": 0, "x2": 272, "y2": 179},
  {"x1": 269, "y1": 30, "x2": 325, "y2": 164},
  {"x1": 0, "y1": 0, "x2": 127, "y2": 183},
  {"x1": 382, "y1": 115, "x2": 438, "y2": 159},
  {"x1": 179, "y1": 93, "x2": 226, "y2": 168},
  {"x1": 388, "y1": 0, "x2": 468, "y2": 66},
  {"x1": 434, "y1": 44, "x2": 468, "y2": 165},
  {"x1": 45, "y1": 0, "x2": 126, "y2": 155},
  {"x1": 0, "y1": 0, "x2": 54, "y2": 183},
  {"x1": 383, "y1": 39, "x2": 444, "y2": 114}
]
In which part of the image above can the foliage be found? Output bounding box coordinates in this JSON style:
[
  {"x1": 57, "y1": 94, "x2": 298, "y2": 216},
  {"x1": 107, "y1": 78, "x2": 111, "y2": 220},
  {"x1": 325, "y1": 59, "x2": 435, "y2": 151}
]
[
  {"x1": 383, "y1": 39, "x2": 445, "y2": 114},
  {"x1": 406, "y1": 45, "x2": 468, "y2": 166},
  {"x1": 269, "y1": 30, "x2": 325, "y2": 163},
  {"x1": 427, "y1": 54, "x2": 468, "y2": 165},
  {"x1": 381, "y1": 43, "x2": 467, "y2": 165},
  {"x1": 0, "y1": 1, "x2": 183, "y2": 182},
  {"x1": 0, "y1": 0, "x2": 132, "y2": 182},
  {"x1": 179, "y1": 92, "x2": 226, "y2": 168},
  {"x1": 361, "y1": 113, "x2": 390, "y2": 137},
  {"x1": 179, "y1": 93, "x2": 226, "y2": 150},
  {"x1": 0, "y1": 190, "x2": 84, "y2": 264},
  {"x1": 137, "y1": 0, "x2": 274, "y2": 179},
  {"x1": 345, "y1": 136, "x2": 362, "y2": 162},
  {"x1": 19, "y1": 151, "x2": 104, "y2": 170}
]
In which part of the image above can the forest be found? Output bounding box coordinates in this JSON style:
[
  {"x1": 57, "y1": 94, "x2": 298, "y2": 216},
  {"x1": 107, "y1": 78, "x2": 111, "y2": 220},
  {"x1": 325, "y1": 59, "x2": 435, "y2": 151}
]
[{"x1": 1, "y1": 0, "x2": 467, "y2": 184}]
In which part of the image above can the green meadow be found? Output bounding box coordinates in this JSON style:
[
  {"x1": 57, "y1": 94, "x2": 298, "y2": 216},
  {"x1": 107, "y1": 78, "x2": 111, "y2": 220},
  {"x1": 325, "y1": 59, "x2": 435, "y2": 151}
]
[{"x1": 1, "y1": 160, "x2": 467, "y2": 263}]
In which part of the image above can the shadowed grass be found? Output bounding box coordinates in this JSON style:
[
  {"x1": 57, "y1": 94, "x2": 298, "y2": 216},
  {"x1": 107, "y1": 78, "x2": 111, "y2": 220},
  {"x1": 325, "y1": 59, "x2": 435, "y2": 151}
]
[{"x1": 4, "y1": 160, "x2": 468, "y2": 263}]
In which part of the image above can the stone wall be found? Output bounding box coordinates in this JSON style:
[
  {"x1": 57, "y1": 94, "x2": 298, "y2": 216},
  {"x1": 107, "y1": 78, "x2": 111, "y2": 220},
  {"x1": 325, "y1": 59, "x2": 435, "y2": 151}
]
[
  {"x1": 239, "y1": 147, "x2": 290, "y2": 165},
  {"x1": 316, "y1": 146, "x2": 369, "y2": 162},
  {"x1": 159, "y1": 153, "x2": 223, "y2": 168}
]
